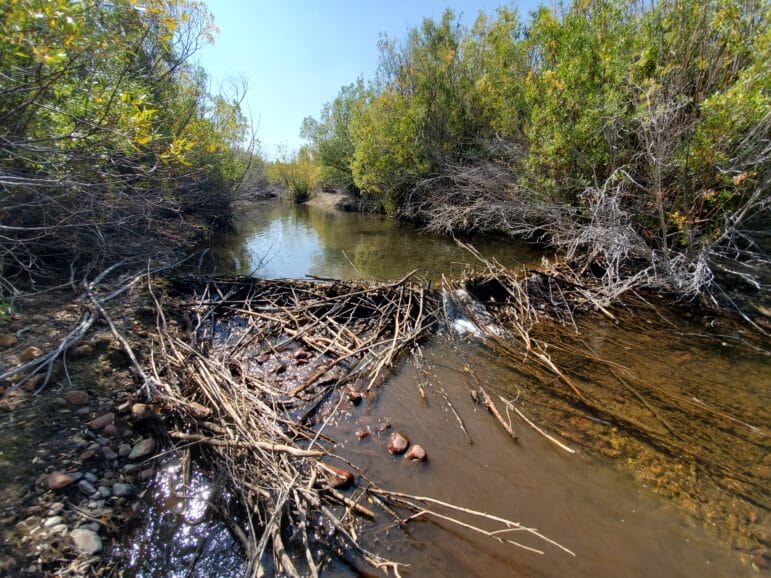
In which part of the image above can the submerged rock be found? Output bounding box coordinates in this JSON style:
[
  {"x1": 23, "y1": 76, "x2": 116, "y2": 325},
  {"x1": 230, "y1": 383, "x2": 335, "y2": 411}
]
[
  {"x1": 19, "y1": 346, "x2": 44, "y2": 361},
  {"x1": 0, "y1": 334, "x2": 16, "y2": 348},
  {"x1": 70, "y1": 528, "x2": 102, "y2": 555},
  {"x1": 387, "y1": 432, "x2": 410, "y2": 455},
  {"x1": 63, "y1": 390, "x2": 89, "y2": 405},
  {"x1": 128, "y1": 438, "x2": 155, "y2": 460},
  {"x1": 111, "y1": 482, "x2": 133, "y2": 497},
  {"x1": 405, "y1": 444, "x2": 427, "y2": 462},
  {"x1": 88, "y1": 413, "x2": 115, "y2": 431},
  {"x1": 47, "y1": 471, "x2": 74, "y2": 490}
]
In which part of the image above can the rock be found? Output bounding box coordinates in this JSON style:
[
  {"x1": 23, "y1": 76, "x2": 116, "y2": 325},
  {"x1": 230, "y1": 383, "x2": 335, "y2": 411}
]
[
  {"x1": 128, "y1": 438, "x2": 155, "y2": 460},
  {"x1": 322, "y1": 465, "x2": 354, "y2": 489},
  {"x1": 50, "y1": 523, "x2": 68, "y2": 535},
  {"x1": 98, "y1": 486, "x2": 111, "y2": 498},
  {"x1": 118, "y1": 444, "x2": 132, "y2": 457},
  {"x1": 111, "y1": 482, "x2": 133, "y2": 497},
  {"x1": 0, "y1": 334, "x2": 18, "y2": 348},
  {"x1": 78, "y1": 480, "x2": 97, "y2": 496},
  {"x1": 84, "y1": 472, "x2": 97, "y2": 483},
  {"x1": 138, "y1": 468, "x2": 154, "y2": 481},
  {"x1": 130, "y1": 403, "x2": 149, "y2": 420},
  {"x1": 19, "y1": 346, "x2": 43, "y2": 362},
  {"x1": 347, "y1": 390, "x2": 363, "y2": 405},
  {"x1": 123, "y1": 464, "x2": 140, "y2": 474},
  {"x1": 88, "y1": 413, "x2": 115, "y2": 431},
  {"x1": 102, "y1": 423, "x2": 117, "y2": 435},
  {"x1": 387, "y1": 432, "x2": 410, "y2": 455},
  {"x1": 101, "y1": 446, "x2": 118, "y2": 460},
  {"x1": 355, "y1": 429, "x2": 370, "y2": 439},
  {"x1": 70, "y1": 528, "x2": 102, "y2": 555},
  {"x1": 79, "y1": 450, "x2": 96, "y2": 461},
  {"x1": 293, "y1": 348, "x2": 310, "y2": 360},
  {"x1": 63, "y1": 390, "x2": 89, "y2": 405},
  {"x1": 83, "y1": 522, "x2": 101, "y2": 532},
  {"x1": 256, "y1": 353, "x2": 270, "y2": 364},
  {"x1": 47, "y1": 471, "x2": 75, "y2": 490},
  {"x1": 21, "y1": 374, "x2": 43, "y2": 392},
  {"x1": 49, "y1": 502, "x2": 64, "y2": 515},
  {"x1": 44, "y1": 516, "x2": 63, "y2": 527},
  {"x1": 69, "y1": 343, "x2": 93, "y2": 358},
  {"x1": 405, "y1": 444, "x2": 427, "y2": 462},
  {"x1": 96, "y1": 436, "x2": 109, "y2": 446},
  {"x1": 376, "y1": 422, "x2": 392, "y2": 432}
]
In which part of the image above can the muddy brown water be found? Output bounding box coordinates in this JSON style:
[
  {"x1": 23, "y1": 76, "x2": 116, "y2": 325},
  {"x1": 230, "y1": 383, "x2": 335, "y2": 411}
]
[{"x1": 124, "y1": 200, "x2": 768, "y2": 577}]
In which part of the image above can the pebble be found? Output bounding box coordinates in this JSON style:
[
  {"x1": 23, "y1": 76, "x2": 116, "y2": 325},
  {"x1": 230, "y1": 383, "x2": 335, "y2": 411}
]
[
  {"x1": 76, "y1": 407, "x2": 91, "y2": 415},
  {"x1": 84, "y1": 472, "x2": 97, "y2": 483},
  {"x1": 0, "y1": 334, "x2": 17, "y2": 348},
  {"x1": 43, "y1": 516, "x2": 63, "y2": 527},
  {"x1": 69, "y1": 343, "x2": 93, "y2": 358},
  {"x1": 96, "y1": 436, "x2": 109, "y2": 446},
  {"x1": 98, "y1": 486, "x2": 111, "y2": 498},
  {"x1": 47, "y1": 471, "x2": 74, "y2": 490},
  {"x1": 88, "y1": 412, "x2": 115, "y2": 431},
  {"x1": 79, "y1": 450, "x2": 96, "y2": 461},
  {"x1": 118, "y1": 444, "x2": 132, "y2": 457},
  {"x1": 405, "y1": 444, "x2": 427, "y2": 462},
  {"x1": 21, "y1": 374, "x2": 43, "y2": 392},
  {"x1": 77, "y1": 480, "x2": 97, "y2": 496},
  {"x1": 355, "y1": 429, "x2": 370, "y2": 439},
  {"x1": 123, "y1": 464, "x2": 140, "y2": 474},
  {"x1": 102, "y1": 446, "x2": 118, "y2": 460},
  {"x1": 63, "y1": 390, "x2": 89, "y2": 405},
  {"x1": 111, "y1": 483, "x2": 133, "y2": 497},
  {"x1": 139, "y1": 468, "x2": 154, "y2": 481},
  {"x1": 323, "y1": 465, "x2": 354, "y2": 489},
  {"x1": 102, "y1": 423, "x2": 117, "y2": 435},
  {"x1": 82, "y1": 522, "x2": 100, "y2": 532},
  {"x1": 387, "y1": 432, "x2": 410, "y2": 455},
  {"x1": 347, "y1": 390, "x2": 363, "y2": 405},
  {"x1": 50, "y1": 523, "x2": 68, "y2": 535},
  {"x1": 70, "y1": 528, "x2": 102, "y2": 555},
  {"x1": 87, "y1": 442, "x2": 100, "y2": 452},
  {"x1": 130, "y1": 403, "x2": 149, "y2": 420},
  {"x1": 48, "y1": 502, "x2": 64, "y2": 515},
  {"x1": 19, "y1": 346, "x2": 43, "y2": 361},
  {"x1": 128, "y1": 438, "x2": 155, "y2": 460}
]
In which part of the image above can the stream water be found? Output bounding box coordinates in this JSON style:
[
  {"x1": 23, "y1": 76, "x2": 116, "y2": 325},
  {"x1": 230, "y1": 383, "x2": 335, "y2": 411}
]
[{"x1": 125, "y1": 200, "x2": 769, "y2": 577}]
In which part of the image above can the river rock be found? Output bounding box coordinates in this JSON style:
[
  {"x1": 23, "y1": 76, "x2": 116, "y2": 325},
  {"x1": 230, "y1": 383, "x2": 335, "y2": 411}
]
[
  {"x1": 102, "y1": 423, "x2": 117, "y2": 435},
  {"x1": 47, "y1": 471, "x2": 75, "y2": 490},
  {"x1": 63, "y1": 390, "x2": 89, "y2": 405},
  {"x1": 19, "y1": 346, "x2": 43, "y2": 362},
  {"x1": 111, "y1": 482, "x2": 133, "y2": 497},
  {"x1": 355, "y1": 429, "x2": 370, "y2": 439},
  {"x1": 43, "y1": 516, "x2": 63, "y2": 528},
  {"x1": 88, "y1": 413, "x2": 115, "y2": 431},
  {"x1": 69, "y1": 343, "x2": 93, "y2": 358},
  {"x1": 0, "y1": 334, "x2": 17, "y2": 348},
  {"x1": 323, "y1": 465, "x2": 354, "y2": 489},
  {"x1": 405, "y1": 444, "x2": 427, "y2": 462},
  {"x1": 118, "y1": 444, "x2": 132, "y2": 457},
  {"x1": 21, "y1": 374, "x2": 43, "y2": 392},
  {"x1": 128, "y1": 438, "x2": 155, "y2": 460},
  {"x1": 98, "y1": 486, "x2": 111, "y2": 498},
  {"x1": 101, "y1": 446, "x2": 118, "y2": 460},
  {"x1": 70, "y1": 528, "x2": 102, "y2": 555},
  {"x1": 130, "y1": 403, "x2": 149, "y2": 420},
  {"x1": 387, "y1": 432, "x2": 410, "y2": 455},
  {"x1": 138, "y1": 468, "x2": 154, "y2": 481},
  {"x1": 77, "y1": 480, "x2": 97, "y2": 496},
  {"x1": 50, "y1": 523, "x2": 68, "y2": 535}
]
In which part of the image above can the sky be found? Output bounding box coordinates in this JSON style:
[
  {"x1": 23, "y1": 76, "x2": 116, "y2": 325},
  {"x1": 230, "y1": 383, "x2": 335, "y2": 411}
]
[{"x1": 197, "y1": 1, "x2": 542, "y2": 159}]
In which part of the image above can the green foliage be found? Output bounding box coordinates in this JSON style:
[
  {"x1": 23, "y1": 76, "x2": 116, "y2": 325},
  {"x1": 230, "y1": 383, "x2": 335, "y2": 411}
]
[
  {"x1": 302, "y1": 0, "x2": 768, "y2": 262},
  {"x1": 0, "y1": 0, "x2": 253, "y2": 289},
  {"x1": 266, "y1": 147, "x2": 320, "y2": 204}
]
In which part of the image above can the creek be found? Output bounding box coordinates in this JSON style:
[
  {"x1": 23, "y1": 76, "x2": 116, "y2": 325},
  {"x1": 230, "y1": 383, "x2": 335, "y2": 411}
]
[{"x1": 124, "y1": 200, "x2": 768, "y2": 577}]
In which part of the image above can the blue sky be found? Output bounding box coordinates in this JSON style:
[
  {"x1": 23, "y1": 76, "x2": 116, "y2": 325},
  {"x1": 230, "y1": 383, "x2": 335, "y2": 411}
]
[{"x1": 197, "y1": 1, "x2": 542, "y2": 159}]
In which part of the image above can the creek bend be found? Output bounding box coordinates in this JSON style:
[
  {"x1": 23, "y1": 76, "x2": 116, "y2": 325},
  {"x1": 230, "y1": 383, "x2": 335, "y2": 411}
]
[{"x1": 124, "y1": 201, "x2": 767, "y2": 577}]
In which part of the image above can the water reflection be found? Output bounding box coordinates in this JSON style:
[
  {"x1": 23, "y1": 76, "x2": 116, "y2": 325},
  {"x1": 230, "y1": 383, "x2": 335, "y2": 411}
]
[{"x1": 206, "y1": 202, "x2": 541, "y2": 280}]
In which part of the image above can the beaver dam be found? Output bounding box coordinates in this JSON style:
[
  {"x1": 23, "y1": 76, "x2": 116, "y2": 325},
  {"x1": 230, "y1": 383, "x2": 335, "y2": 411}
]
[{"x1": 123, "y1": 255, "x2": 769, "y2": 576}]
